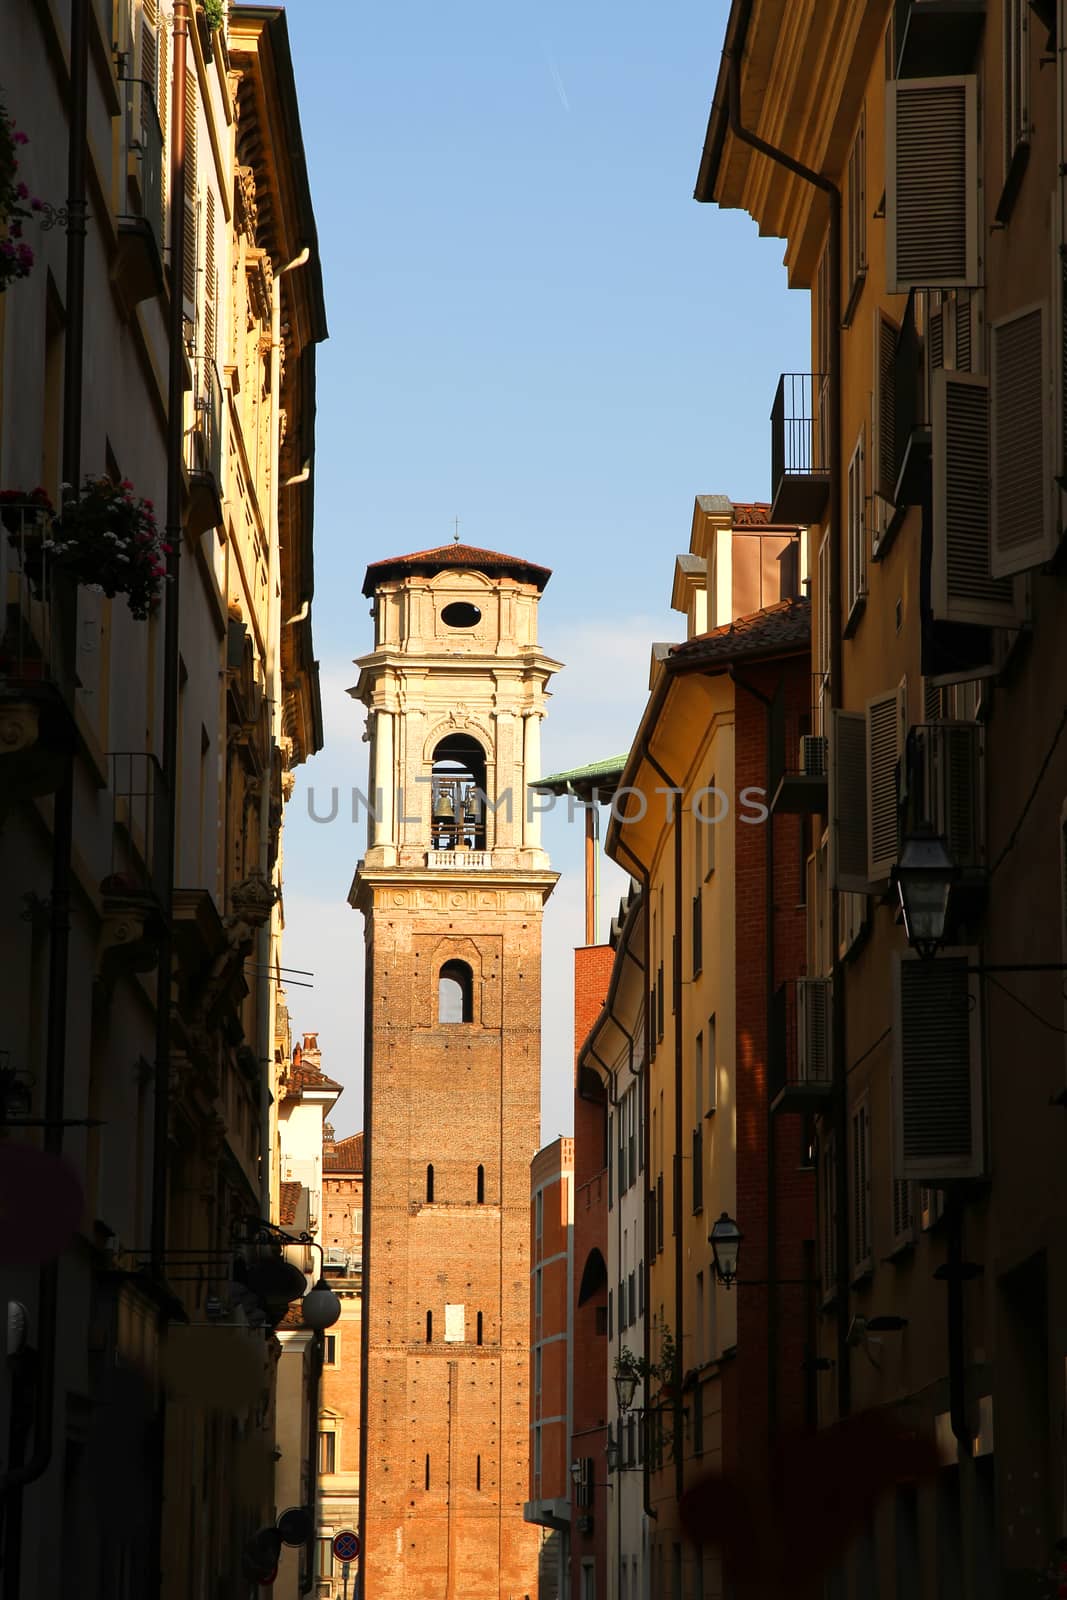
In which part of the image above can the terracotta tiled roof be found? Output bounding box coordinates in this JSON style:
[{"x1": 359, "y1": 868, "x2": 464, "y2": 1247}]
[
  {"x1": 284, "y1": 1058, "x2": 343, "y2": 1096},
  {"x1": 361, "y1": 543, "x2": 552, "y2": 597},
  {"x1": 324, "y1": 1133, "x2": 364, "y2": 1173},
  {"x1": 669, "y1": 596, "x2": 811, "y2": 667},
  {"x1": 279, "y1": 1180, "x2": 302, "y2": 1226}
]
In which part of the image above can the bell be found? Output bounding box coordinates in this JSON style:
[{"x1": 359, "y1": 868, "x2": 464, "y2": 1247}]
[
  {"x1": 463, "y1": 790, "x2": 480, "y2": 821},
  {"x1": 433, "y1": 789, "x2": 455, "y2": 822}
]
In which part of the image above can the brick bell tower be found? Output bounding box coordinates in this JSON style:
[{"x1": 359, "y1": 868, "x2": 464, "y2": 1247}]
[{"x1": 349, "y1": 541, "x2": 560, "y2": 1600}]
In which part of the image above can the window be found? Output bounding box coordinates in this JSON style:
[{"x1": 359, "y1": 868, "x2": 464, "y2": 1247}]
[
  {"x1": 534, "y1": 1345, "x2": 541, "y2": 1394},
  {"x1": 846, "y1": 427, "x2": 867, "y2": 627},
  {"x1": 845, "y1": 107, "x2": 867, "y2": 319},
  {"x1": 534, "y1": 1188, "x2": 543, "y2": 1240},
  {"x1": 426, "y1": 1310, "x2": 433, "y2": 1343},
  {"x1": 694, "y1": 1031, "x2": 704, "y2": 1123},
  {"x1": 1004, "y1": 0, "x2": 1030, "y2": 179},
  {"x1": 706, "y1": 1015, "x2": 717, "y2": 1114},
  {"x1": 425, "y1": 1453, "x2": 431, "y2": 1491},
  {"x1": 817, "y1": 532, "x2": 831, "y2": 679},
  {"x1": 324, "y1": 1334, "x2": 337, "y2": 1366},
  {"x1": 426, "y1": 1164, "x2": 434, "y2": 1203},
  {"x1": 581, "y1": 1560, "x2": 596, "y2": 1600},
  {"x1": 534, "y1": 1269, "x2": 542, "y2": 1317},
  {"x1": 695, "y1": 1272, "x2": 704, "y2": 1367},
  {"x1": 476, "y1": 1453, "x2": 482, "y2": 1491},
  {"x1": 476, "y1": 1164, "x2": 485, "y2": 1203},
  {"x1": 849, "y1": 1098, "x2": 872, "y2": 1278},
  {"x1": 444, "y1": 1303, "x2": 465, "y2": 1343},
  {"x1": 821, "y1": 1132, "x2": 838, "y2": 1302},
  {"x1": 318, "y1": 1431, "x2": 336, "y2": 1474},
  {"x1": 317, "y1": 1539, "x2": 334, "y2": 1580},
  {"x1": 439, "y1": 960, "x2": 473, "y2": 1023},
  {"x1": 691, "y1": 1123, "x2": 703, "y2": 1213},
  {"x1": 534, "y1": 1425, "x2": 542, "y2": 1480},
  {"x1": 477, "y1": 1311, "x2": 484, "y2": 1346}
]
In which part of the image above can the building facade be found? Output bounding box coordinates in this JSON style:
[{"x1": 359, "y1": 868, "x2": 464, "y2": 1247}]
[
  {"x1": 350, "y1": 542, "x2": 560, "y2": 1600},
  {"x1": 700, "y1": 2, "x2": 1067, "y2": 1592},
  {"x1": 525, "y1": 1135, "x2": 575, "y2": 1600},
  {"x1": 0, "y1": 4, "x2": 323, "y2": 1595},
  {"x1": 318, "y1": 1128, "x2": 365, "y2": 1597}
]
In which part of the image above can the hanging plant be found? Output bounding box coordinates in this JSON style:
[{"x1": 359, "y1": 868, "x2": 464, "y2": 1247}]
[
  {"x1": 3, "y1": 477, "x2": 170, "y2": 619},
  {"x1": 201, "y1": 0, "x2": 226, "y2": 31},
  {"x1": 0, "y1": 95, "x2": 41, "y2": 291}
]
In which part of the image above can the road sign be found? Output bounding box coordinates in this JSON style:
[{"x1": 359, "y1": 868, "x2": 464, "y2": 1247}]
[{"x1": 333, "y1": 1530, "x2": 360, "y2": 1563}]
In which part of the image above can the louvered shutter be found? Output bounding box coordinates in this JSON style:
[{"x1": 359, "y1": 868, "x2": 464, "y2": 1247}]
[
  {"x1": 922, "y1": 677, "x2": 943, "y2": 720},
  {"x1": 955, "y1": 290, "x2": 974, "y2": 372},
  {"x1": 182, "y1": 71, "x2": 198, "y2": 309},
  {"x1": 887, "y1": 77, "x2": 979, "y2": 293},
  {"x1": 990, "y1": 304, "x2": 1055, "y2": 576},
  {"x1": 928, "y1": 297, "x2": 945, "y2": 373},
  {"x1": 157, "y1": 16, "x2": 169, "y2": 223},
  {"x1": 927, "y1": 722, "x2": 982, "y2": 867},
  {"x1": 847, "y1": 429, "x2": 866, "y2": 616},
  {"x1": 931, "y1": 370, "x2": 1022, "y2": 626},
  {"x1": 891, "y1": 1178, "x2": 914, "y2": 1249},
  {"x1": 849, "y1": 1099, "x2": 871, "y2": 1273},
  {"x1": 830, "y1": 709, "x2": 869, "y2": 894},
  {"x1": 798, "y1": 978, "x2": 830, "y2": 1087},
  {"x1": 205, "y1": 186, "x2": 217, "y2": 363},
  {"x1": 866, "y1": 688, "x2": 903, "y2": 883},
  {"x1": 892, "y1": 951, "x2": 984, "y2": 1181},
  {"x1": 873, "y1": 311, "x2": 898, "y2": 508}
]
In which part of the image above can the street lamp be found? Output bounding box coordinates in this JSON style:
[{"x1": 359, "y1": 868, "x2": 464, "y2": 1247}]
[
  {"x1": 892, "y1": 832, "x2": 957, "y2": 960},
  {"x1": 301, "y1": 1276, "x2": 341, "y2": 1331},
  {"x1": 709, "y1": 1211, "x2": 743, "y2": 1289},
  {"x1": 613, "y1": 1370, "x2": 639, "y2": 1415}
]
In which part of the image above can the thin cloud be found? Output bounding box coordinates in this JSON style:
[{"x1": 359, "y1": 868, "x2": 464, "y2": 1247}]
[{"x1": 545, "y1": 51, "x2": 571, "y2": 112}]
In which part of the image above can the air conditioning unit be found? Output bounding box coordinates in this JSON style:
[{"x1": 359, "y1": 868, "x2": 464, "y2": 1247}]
[
  {"x1": 799, "y1": 735, "x2": 828, "y2": 777},
  {"x1": 796, "y1": 978, "x2": 831, "y2": 1086}
]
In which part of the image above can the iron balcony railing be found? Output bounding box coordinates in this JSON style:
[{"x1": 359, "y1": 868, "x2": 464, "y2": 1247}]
[
  {"x1": 122, "y1": 77, "x2": 165, "y2": 262},
  {"x1": 770, "y1": 373, "x2": 830, "y2": 524},
  {"x1": 769, "y1": 978, "x2": 832, "y2": 1110},
  {"x1": 768, "y1": 673, "x2": 830, "y2": 813},
  {"x1": 186, "y1": 355, "x2": 224, "y2": 490},
  {"x1": 106, "y1": 751, "x2": 170, "y2": 909},
  {"x1": 1, "y1": 510, "x2": 61, "y2": 686}
]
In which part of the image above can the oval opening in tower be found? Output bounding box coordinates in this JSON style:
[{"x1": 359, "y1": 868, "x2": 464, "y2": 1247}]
[{"x1": 440, "y1": 601, "x2": 482, "y2": 629}]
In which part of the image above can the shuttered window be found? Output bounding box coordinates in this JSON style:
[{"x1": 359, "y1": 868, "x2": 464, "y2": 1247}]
[
  {"x1": 849, "y1": 1098, "x2": 872, "y2": 1277},
  {"x1": 892, "y1": 951, "x2": 984, "y2": 1181},
  {"x1": 990, "y1": 303, "x2": 1054, "y2": 576},
  {"x1": 183, "y1": 71, "x2": 198, "y2": 308},
  {"x1": 204, "y1": 186, "x2": 217, "y2": 363},
  {"x1": 873, "y1": 310, "x2": 899, "y2": 520},
  {"x1": 865, "y1": 686, "x2": 904, "y2": 884},
  {"x1": 931, "y1": 370, "x2": 1022, "y2": 627},
  {"x1": 830, "y1": 709, "x2": 869, "y2": 894},
  {"x1": 887, "y1": 77, "x2": 979, "y2": 292},
  {"x1": 156, "y1": 15, "x2": 169, "y2": 219},
  {"x1": 891, "y1": 1177, "x2": 915, "y2": 1251},
  {"x1": 817, "y1": 531, "x2": 831, "y2": 678},
  {"x1": 1004, "y1": 0, "x2": 1030, "y2": 174},
  {"x1": 846, "y1": 428, "x2": 867, "y2": 623},
  {"x1": 845, "y1": 108, "x2": 867, "y2": 318}
]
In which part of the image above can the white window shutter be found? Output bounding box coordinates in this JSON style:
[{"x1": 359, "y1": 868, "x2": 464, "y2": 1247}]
[
  {"x1": 183, "y1": 72, "x2": 198, "y2": 312},
  {"x1": 873, "y1": 311, "x2": 899, "y2": 516},
  {"x1": 990, "y1": 304, "x2": 1055, "y2": 576},
  {"x1": 866, "y1": 688, "x2": 903, "y2": 883},
  {"x1": 830, "y1": 709, "x2": 869, "y2": 894},
  {"x1": 931, "y1": 370, "x2": 1022, "y2": 627},
  {"x1": 887, "y1": 77, "x2": 979, "y2": 293},
  {"x1": 892, "y1": 951, "x2": 984, "y2": 1182}
]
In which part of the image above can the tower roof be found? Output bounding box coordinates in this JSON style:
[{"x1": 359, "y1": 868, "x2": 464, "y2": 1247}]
[{"x1": 361, "y1": 543, "x2": 552, "y2": 597}]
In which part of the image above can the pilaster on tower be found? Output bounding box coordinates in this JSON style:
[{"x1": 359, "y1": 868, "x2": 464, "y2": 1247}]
[{"x1": 349, "y1": 540, "x2": 561, "y2": 1600}]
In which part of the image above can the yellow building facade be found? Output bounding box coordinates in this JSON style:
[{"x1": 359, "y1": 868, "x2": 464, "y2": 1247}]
[
  {"x1": 701, "y1": 1, "x2": 1067, "y2": 1592},
  {"x1": 0, "y1": 4, "x2": 323, "y2": 1595}
]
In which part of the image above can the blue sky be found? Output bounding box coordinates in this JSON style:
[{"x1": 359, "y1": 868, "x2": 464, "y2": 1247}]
[{"x1": 276, "y1": 0, "x2": 810, "y2": 1141}]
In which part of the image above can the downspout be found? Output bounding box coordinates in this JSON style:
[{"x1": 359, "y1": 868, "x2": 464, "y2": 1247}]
[
  {"x1": 643, "y1": 750, "x2": 685, "y2": 1512},
  {"x1": 727, "y1": 666, "x2": 779, "y2": 1440},
  {"x1": 724, "y1": 46, "x2": 849, "y2": 1420},
  {"x1": 147, "y1": 7, "x2": 189, "y2": 1594},
  {"x1": 611, "y1": 835, "x2": 655, "y2": 1528},
  {"x1": 0, "y1": 0, "x2": 90, "y2": 1550},
  {"x1": 301, "y1": 1330, "x2": 325, "y2": 1593}
]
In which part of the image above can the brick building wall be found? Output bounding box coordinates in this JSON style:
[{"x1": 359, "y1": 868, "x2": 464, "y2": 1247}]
[
  {"x1": 570, "y1": 947, "x2": 614, "y2": 1600},
  {"x1": 724, "y1": 654, "x2": 815, "y2": 1484},
  {"x1": 357, "y1": 898, "x2": 547, "y2": 1600}
]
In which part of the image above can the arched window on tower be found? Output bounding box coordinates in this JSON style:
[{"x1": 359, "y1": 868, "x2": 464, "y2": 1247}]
[
  {"x1": 439, "y1": 961, "x2": 473, "y2": 1024},
  {"x1": 426, "y1": 1310, "x2": 433, "y2": 1343},
  {"x1": 476, "y1": 1164, "x2": 485, "y2": 1203},
  {"x1": 430, "y1": 734, "x2": 487, "y2": 849},
  {"x1": 426, "y1": 1163, "x2": 435, "y2": 1202},
  {"x1": 476, "y1": 1311, "x2": 483, "y2": 1346}
]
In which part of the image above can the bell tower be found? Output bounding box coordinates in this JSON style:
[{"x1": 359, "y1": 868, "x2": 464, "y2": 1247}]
[{"x1": 349, "y1": 542, "x2": 560, "y2": 1600}]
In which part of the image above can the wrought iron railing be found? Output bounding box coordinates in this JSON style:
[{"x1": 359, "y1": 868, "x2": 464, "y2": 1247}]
[
  {"x1": 107, "y1": 750, "x2": 169, "y2": 908},
  {"x1": 1, "y1": 510, "x2": 62, "y2": 686},
  {"x1": 769, "y1": 978, "x2": 832, "y2": 1102},
  {"x1": 186, "y1": 355, "x2": 223, "y2": 489},
  {"x1": 769, "y1": 673, "x2": 830, "y2": 793},
  {"x1": 771, "y1": 373, "x2": 829, "y2": 488},
  {"x1": 122, "y1": 77, "x2": 165, "y2": 260}
]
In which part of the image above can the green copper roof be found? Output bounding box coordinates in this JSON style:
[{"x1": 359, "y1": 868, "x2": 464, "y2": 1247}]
[{"x1": 531, "y1": 755, "x2": 630, "y2": 799}]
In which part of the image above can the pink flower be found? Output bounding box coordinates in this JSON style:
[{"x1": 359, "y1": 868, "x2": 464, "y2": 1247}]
[
  {"x1": 30, "y1": 198, "x2": 42, "y2": 211},
  {"x1": 143, "y1": 498, "x2": 154, "y2": 509},
  {"x1": 161, "y1": 543, "x2": 172, "y2": 554},
  {"x1": 16, "y1": 182, "x2": 28, "y2": 199},
  {"x1": 14, "y1": 131, "x2": 28, "y2": 146}
]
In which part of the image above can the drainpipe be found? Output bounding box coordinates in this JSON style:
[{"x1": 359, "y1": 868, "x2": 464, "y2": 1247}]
[
  {"x1": 300, "y1": 1331, "x2": 324, "y2": 1593},
  {"x1": 610, "y1": 837, "x2": 655, "y2": 1530},
  {"x1": 724, "y1": 45, "x2": 849, "y2": 1420},
  {"x1": 0, "y1": 2, "x2": 90, "y2": 1569},
  {"x1": 643, "y1": 750, "x2": 685, "y2": 1512},
  {"x1": 727, "y1": 666, "x2": 779, "y2": 1441}
]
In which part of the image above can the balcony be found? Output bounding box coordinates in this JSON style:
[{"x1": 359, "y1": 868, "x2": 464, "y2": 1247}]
[
  {"x1": 98, "y1": 752, "x2": 169, "y2": 982},
  {"x1": 770, "y1": 374, "x2": 830, "y2": 525},
  {"x1": 769, "y1": 674, "x2": 829, "y2": 815},
  {"x1": 115, "y1": 77, "x2": 166, "y2": 304},
  {"x1": 894, "y1": 0, "x2": 985, "y2": 79},
  {"x1": 185, "y1": 356, "x2": 224, "y2": 537},
  {"x1": 426, "y1": 849, "x2": 492, "y2": 870},
  {"x1": 770, "y1": 979, "x2": 832, "y2": 1113}
]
